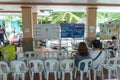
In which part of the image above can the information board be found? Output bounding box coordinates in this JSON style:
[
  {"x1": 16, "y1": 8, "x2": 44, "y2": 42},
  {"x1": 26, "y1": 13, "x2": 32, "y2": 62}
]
[
  {"x1": 100, "y1": 23, "x2": 118, "y2": 39},
  {"x1": 61, "y1": 23, "x2": 85, "y2": 38},
  {"x1": 34, "y1": 24, "x2": 60, "y2": 40},
  {"x1": 60, "y1": 24, "x2": 74, "y2": 38},
  {"x1": 73, "y1": 24, "x2": 85, "y2": 38}
]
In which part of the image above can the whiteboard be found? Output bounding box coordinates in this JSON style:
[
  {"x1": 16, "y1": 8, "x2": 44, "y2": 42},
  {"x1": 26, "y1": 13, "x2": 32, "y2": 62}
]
[{"x1": 34, "y1": 24, "x2": 60, "y2": 40}]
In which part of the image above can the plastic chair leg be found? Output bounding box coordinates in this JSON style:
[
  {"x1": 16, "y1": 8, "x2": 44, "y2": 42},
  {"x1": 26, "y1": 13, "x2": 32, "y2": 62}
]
[
  {"x1": 70, "y1": 72, "x2": 72, "y2": 80},
  {"x1": 39, "y1": 72, "x2": 42, "y2": 80},
  {"x1": 31, "y1": 72, "x2": 34, "y2": 80},
  {"x1": 3, "y1": 74, "x2": 7, "y2": 80},
  {"x1": 54, "y1": 72, "x2": 57, "y2": 80},
  {"x1": 46, "y1": 72, "x2": 49, "y2": 80}
]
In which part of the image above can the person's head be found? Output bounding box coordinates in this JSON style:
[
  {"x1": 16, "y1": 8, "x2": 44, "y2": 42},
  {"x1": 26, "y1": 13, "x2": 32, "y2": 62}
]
[
  {"x1": 4, "y1": 40, "x2": 10, "y2": 46},
  {"x1": 112, "y1": 36, "x2": 117, "y2": 40},
  {"x1": 92, "y1": 39, "x2": 101, "y2": 49},
  {"x1": 77, "y1": 42, "x2": 89, "y2": 56}
]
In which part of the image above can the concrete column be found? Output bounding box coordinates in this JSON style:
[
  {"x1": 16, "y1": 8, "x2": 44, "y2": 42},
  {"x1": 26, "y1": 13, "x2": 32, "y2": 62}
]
[
  {"x1": 32, "y1": 13, "x2": 37, "y2": 37},
  {"x1": 86, "y1": 7, "x2": 97, "y2": 40},
  {"x1": 32, "y1": 13, "x2": 39, "y2": 48},
  {"x1": 21, "y1": 6, "x2": 33, "y2": 52}
]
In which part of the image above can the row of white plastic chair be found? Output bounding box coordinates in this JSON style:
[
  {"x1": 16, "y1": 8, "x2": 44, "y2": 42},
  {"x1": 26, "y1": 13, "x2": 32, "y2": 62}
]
[
  {"x1": 74, "y1": 57, "x2": 120, "y2": 80},
  {"x1": 103, "y1": 57, "x2": 120, "y2": 79},
  {"x1": 0, "y1": 59, "x2": 74, "y2": 80},
  {"x1": 15, "y1": 51, "x2": 76, "y2": 61}
]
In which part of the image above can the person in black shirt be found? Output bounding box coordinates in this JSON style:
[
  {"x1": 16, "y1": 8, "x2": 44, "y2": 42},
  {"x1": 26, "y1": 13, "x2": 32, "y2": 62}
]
[{"x1": 0, "y1": 25, "x2": 7, "y2": 45}]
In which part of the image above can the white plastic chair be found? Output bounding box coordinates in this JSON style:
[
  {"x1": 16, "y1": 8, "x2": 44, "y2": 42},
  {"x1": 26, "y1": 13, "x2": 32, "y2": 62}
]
[
  {"x1": 60, "y1": 59, "x2": 74, "y2": 80},
  {"x1": 10, "y1": 60, "x2": 28, "y2": 80},
  {"x1": 36, "y1": 52, "x2": 46, "y2": 60},
  {"x1": 29, "y1": 60, "x2": 44, "y2": 80},
  {"x1": 106, "y1": 49, "x2": 113, "y2": 58},
  {"x1": 0, "y1": 61, "x2": 11, "y2": 80},
  {"x1": 115, "y1": 57, "x2": 120, "y2": 79},
  {"x1": 24, "y1": 51, "x2": 36, "y2": 60},
  {"x1": 103, "y1": 57, "x2": 118, "y2": 79},
  {"x1": 15, "y1": 52, "x2": 24, "y2": 60},
  {"x1": 47, "y1": 51, "x2": 58, "y2": 59},
  {"x1": 24, "y1": 51, "x2": 36, "y2": 67},
  {"x1": 44, "y1": 59, "x2": 59, "y2": 80},
  {"x1": 77, "y1": 59, "x2": 92, "y2": 80},
  {"x1": 92, "y1": 64, "x2": 104, "y2": 80},
  {"x1": 57, "y1": 51, "x2": 67, "y2": 60}
]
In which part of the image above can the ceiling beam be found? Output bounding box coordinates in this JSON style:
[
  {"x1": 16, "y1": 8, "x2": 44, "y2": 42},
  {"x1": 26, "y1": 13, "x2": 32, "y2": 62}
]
[{"x1": 0, "y1": 2, "x2": 120, "y2": 7}]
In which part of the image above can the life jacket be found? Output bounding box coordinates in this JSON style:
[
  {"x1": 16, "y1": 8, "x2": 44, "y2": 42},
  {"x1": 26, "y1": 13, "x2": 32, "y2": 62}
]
[{"x1": 0, "y1": 44, "x2": 16, "y2": 61}]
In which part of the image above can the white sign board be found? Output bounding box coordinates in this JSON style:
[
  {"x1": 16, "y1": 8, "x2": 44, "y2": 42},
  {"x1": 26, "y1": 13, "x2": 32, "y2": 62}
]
[{"x1": 34, "y1": 24, "x2": 60, "y2": 40}]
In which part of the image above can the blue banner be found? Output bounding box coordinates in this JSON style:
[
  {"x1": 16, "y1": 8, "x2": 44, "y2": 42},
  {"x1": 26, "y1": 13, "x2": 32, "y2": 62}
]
[
  {"x1": 73, "y1": 24, "x2": 85, "y2": 38},
  {"x1": 60, "y1": 24, "x2": 74, "y2": 38},
  {"x1": 61, "y1": 23, "x2": 85, "y2": 38}
]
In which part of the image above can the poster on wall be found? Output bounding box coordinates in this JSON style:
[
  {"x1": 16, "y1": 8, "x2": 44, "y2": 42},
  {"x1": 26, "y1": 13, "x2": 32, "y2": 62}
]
[
  {"x1": 73, "y1": 24, "x2": 85, "y2": 38},
  {"x1": 100, "y1": 23, "x2": 118, "y2": 39},
  {"x1": 34, "y1": 24, "x2": 60, "y2": 40},
  {"x1": 60, "y1": 23, "x2": 85, "y2": 38},
  {"x1": 60, "y1": 24, "x2": 74, "y2": 38}
]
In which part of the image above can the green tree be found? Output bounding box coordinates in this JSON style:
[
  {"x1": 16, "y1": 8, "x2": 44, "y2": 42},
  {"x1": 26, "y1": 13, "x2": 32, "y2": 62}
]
[{"x1": 38, "y1": 12, "x2": 86, "y2": 24}]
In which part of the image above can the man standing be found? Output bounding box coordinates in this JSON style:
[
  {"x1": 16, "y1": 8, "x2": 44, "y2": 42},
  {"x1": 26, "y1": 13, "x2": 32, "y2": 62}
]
[{"x1": 0, "y1": 25, "x2": 7, "y2": 45}]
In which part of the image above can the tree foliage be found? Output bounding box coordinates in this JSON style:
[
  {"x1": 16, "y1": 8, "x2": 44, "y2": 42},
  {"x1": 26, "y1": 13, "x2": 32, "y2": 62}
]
[{"x1": 38, "y1": 12, "x2": 86, "y2": 24}]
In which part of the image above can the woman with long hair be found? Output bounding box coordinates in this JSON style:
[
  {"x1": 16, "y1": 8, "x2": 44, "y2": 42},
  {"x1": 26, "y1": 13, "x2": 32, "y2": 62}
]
[{"x1": 74, "y1": 42, "x2": 91, "y2": 70}]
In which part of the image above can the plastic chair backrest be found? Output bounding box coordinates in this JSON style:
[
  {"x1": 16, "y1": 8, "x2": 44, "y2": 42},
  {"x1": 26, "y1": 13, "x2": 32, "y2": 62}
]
[
  {"x1": 60, "y1": 59, "x2": 74, "y2": 71},
  {"x1": 78, "y1": 59, "x2": 92, "y2": 72},
  {"x1": 10, "y1": 60, "x2": 27, "y2": 73},
  {"x1": 106, "y1": 49, "x2": 113, "y2": 58},
  {"x1": 0, "y1": 61, "x2": 10, "y2": 73},
  {"x1": 36, "y1": 52, "x2": 46, "y2": 60},
  {"x1": 106, "y1": 57, "x2": 117, "y2": 69},
  {"x1": 58, "y1": 51, "x2": 67, "y2": 60},
  {"x1": 25, "y1": 51, "x2": 36, "y2": 59},
  {"x1": 29, "y1": 60, "x2": 44, "y2": 71},
  {"x1": 44, "y1": 59, "x2": 59, "y2": 71},
  {"x1": 116, "y1": 57, "x2": 120, "y2": 67},
  {"x1": 15, "y1": 52, "x2": 24, "y2": 60},
  {"x1": 47, "y1": 51, "x2": 58, "y2": 59}
]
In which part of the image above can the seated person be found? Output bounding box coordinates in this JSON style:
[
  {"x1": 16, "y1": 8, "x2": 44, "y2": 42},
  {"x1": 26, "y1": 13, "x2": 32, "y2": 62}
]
[
  {"x1": 74, "y1": 42, "x2": 91, "y2": 70},
  {"x1": 0, "y1": 40, "x2": 16, "y2": 61},
  {"x1": 90, "y1": 39, "x2": 105, "y2": 69}
]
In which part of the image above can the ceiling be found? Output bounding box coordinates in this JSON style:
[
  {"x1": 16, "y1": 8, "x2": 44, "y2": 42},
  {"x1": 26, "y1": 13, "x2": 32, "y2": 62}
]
[{"x1": 0, "y1": 0, "x2": 120, "y2": 15}]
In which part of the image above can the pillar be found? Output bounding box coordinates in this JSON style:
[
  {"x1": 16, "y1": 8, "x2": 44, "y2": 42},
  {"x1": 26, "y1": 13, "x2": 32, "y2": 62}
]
[
  {"x1": 21, "y1": 6, "x2": 33, "y2": 52},
  {"x1": 86, "y1": 7, "x2": 97, "y2": 40},
  {"x1": 32, "y1": 13, "x2": 39, "y2": 48},
  {"x1": 86, "y1": 7, "x2": 97, "y2": 47}
]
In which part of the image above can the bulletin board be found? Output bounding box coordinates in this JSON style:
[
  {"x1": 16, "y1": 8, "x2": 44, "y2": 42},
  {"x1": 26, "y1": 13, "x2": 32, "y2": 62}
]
[
  {"x1": 100, "y1": 23, "x2": 118, "y2": 40},
  {"x1": 60, "y1": 23, "x2": 85, "y2": 38},
  {"x1": 34, "y1": 24, "x2": 60, "y2": 40}
]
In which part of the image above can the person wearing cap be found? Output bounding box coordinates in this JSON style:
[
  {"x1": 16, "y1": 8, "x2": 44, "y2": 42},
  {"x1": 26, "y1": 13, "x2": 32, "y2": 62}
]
[{"x1": 0, "y1": 25, "x2": 7, "y2": 45}]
